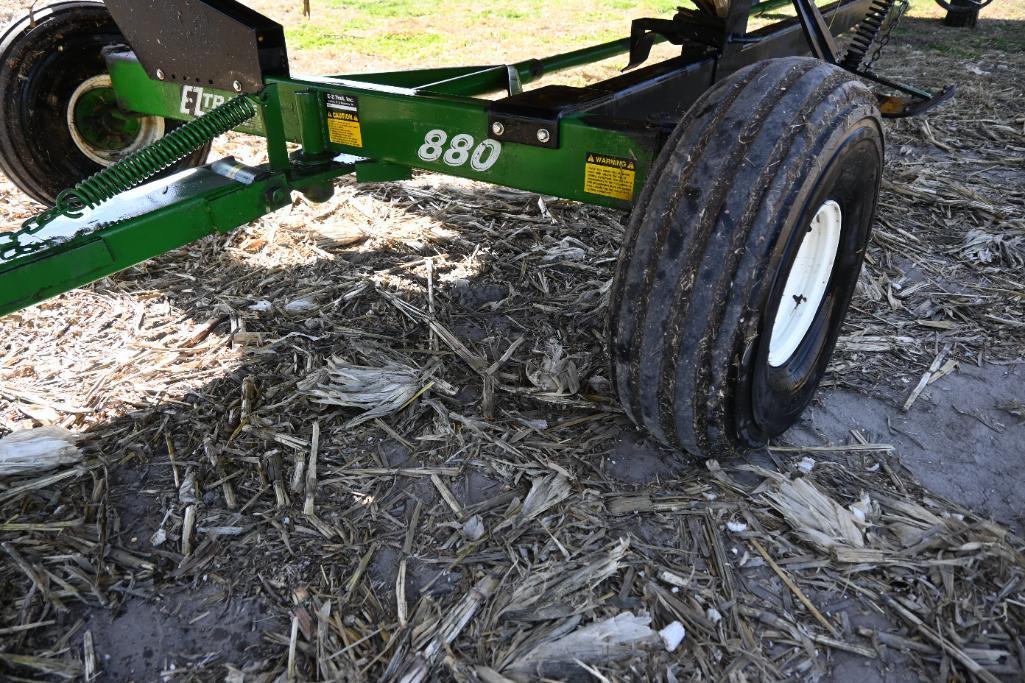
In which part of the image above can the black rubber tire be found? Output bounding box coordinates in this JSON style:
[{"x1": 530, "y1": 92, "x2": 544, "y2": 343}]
[
  {"x1": 0, "y1": 1, "x2": 211, "y2": 206},
  {"x1": 942, "y1": 0, "x2": 980, "y2": 27},
  {"x1": 610, "y1": 57, "x2": 884, "y2": 457}
]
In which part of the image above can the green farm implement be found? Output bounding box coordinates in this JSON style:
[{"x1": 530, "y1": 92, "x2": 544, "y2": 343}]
[{"x1": 0, "y1": 0, "x2": 965, "y2": 455}]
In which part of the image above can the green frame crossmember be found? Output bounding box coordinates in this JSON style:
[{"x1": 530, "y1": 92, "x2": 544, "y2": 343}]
[
  {"x1": 104, "y1": 37, "x2": 658, "y2": 206},
  {"x1": 0, "y1": 36, "x2": 662, "y2": 317}
]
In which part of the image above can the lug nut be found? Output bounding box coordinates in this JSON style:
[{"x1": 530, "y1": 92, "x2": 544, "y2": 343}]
[
  {"x1": 536, "y1": 128, "x2": 551, "y2": 144},
  {"x1": 491, "y1": 122, "x2": 505, "y2": 136}
]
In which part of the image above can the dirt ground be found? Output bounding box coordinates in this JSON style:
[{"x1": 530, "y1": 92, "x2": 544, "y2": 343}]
[{"x1": 1, "y1": 1, "x2": 1024, "y2": 682}]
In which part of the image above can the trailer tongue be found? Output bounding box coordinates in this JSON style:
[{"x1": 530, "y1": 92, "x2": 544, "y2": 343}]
[
  {"x1": 0, "y1": 0, "x2": 956, "y2": 456},
  {"x1": 0, "y1": 159, "x2": 320, "y2": 318}
]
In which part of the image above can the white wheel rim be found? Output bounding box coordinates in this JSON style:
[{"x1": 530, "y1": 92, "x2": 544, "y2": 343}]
[
  {"x1": 767, "y1": 200, "x2": 842, "y2": 367},
  {"x1": 66, "y1": 74, "x2": 165, "y2": 167}
]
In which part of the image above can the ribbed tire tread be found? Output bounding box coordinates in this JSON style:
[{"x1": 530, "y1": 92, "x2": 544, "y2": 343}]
[{"x1": 610, "y1": 57, "x2": 882, "y2": 456}]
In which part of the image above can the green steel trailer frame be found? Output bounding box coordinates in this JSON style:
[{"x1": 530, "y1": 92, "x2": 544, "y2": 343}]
[{"x1": 0, "y1": 0, "x2": 959, "y2": 455}]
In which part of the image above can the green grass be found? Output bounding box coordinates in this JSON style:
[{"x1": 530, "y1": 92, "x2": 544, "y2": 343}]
[
  {"x1": 256, "y1": 0, "x2": 1025, "y2": 72},
  {"x1": 324, "y1": 0, "x2": 439, "y2": 17},
  {"x1": 287, "y1": 21, "x2": 444, "y2": 56},
  {"x1": 892, "y1": 0, "x2": 1025, "y2": 57}
]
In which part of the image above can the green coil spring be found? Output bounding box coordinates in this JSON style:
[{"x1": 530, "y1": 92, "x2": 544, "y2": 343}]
[{"x1": 21, "y1": 94, "x2": 258, "y2": 233}]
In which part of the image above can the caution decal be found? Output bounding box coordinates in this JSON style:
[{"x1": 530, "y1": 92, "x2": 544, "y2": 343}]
[
  {"x1": 326, "y1": 93, "x2": 363, "y2": 148},
  {"x1": 584, "y1": 153, "x2": 636, "y2": 201}
]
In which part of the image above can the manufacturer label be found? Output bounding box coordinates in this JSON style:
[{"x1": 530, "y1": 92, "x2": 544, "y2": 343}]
[
  {"x1": 326, "y1": 93, "x2": 363, "y2": 148},
  {"x1": 180, "y1": 86, "x2": 226, "y2": 116},
  {"x1": 584, "y1": 153, "x2": 636, "y2": 201}
]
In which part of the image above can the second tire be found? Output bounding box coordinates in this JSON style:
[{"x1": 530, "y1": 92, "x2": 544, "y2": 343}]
[{"x1": 610, "y1": 57, "x2": 884, "y2": 457}]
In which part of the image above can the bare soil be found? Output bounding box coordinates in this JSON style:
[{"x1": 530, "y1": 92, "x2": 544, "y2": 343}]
[{"x1": 1, "y1": 2, "x2": 1024, "y2": 682}]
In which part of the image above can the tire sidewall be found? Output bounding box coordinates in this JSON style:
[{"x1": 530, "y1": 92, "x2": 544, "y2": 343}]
[
  {"x1": 738, "y1": 114, "x2": 883, "y2": 441},
  {"x1": 0, "y1": 5, "x2": 119, "y2": 203}
]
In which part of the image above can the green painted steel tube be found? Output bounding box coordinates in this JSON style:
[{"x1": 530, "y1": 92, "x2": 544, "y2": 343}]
[
  {"x1": 296, "y1": 90, "x2": 329, "y2": 158},
  {"x1": 414, "y1": 66, "x2": 517, "y2": 97},
  {"x1": 107, "y1": 59, "x2": 660, "y2": 210},
  {"x1": 512, "y1": 37, "x2": 635, "y2": 85},
  {"x1": 421, "y1": 36, "x2": 659, "y2": 97},
  {"x1": 308, "y1": 37, "x2": 646, "y2": 97},
  {"x1": 0, "y1": 160, "x2": 354, "y2": 317},
  {"x1": 0, "y1": 172, "x2": 279, "y2": 317}
]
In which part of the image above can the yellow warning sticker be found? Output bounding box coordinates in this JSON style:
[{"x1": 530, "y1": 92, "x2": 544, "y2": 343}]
[
  {"x1": 584, "y1": 153, "x2": 636, "y2": 201},
  {"x1": 326, "y1": 93, "x2": 363, "y2": 148}
]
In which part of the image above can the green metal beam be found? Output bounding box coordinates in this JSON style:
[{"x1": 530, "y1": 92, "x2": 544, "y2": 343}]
[
  {"x1": 0, "y1": 161, "x2": 353, "y2": 317},
  {"x1": 419, "y1": 36, "x2": 649, "y2": 96},
  {"x1": 324, "y1": 36, "x2": 648, "y2": 97},
  {"x1": 107, "y1": 59, "x2": 659, "y2": 210}
]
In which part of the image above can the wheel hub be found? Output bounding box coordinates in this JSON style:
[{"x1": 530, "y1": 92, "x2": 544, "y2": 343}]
[
  {"x1": 67, "y1": 75, "x2": 164, "y2": 167},
  {"x1": 767, "y1": 200, "x2": 843, "y2": 367}
]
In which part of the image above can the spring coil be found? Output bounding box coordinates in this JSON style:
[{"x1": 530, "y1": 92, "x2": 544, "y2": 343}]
[
  {"x1": 841, "y1": 0, "x2": 896, "y2": 71},
  {"x1": 24, "y1": 95, "x2": 258, "y2": 232}
]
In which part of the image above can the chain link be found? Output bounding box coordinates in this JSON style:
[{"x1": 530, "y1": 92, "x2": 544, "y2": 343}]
[
  {"x1": 0, "y1": 204, "x2": 74, "y2": 261},
  {"x1": 862, "y1": 0, "x2": 911, "y2": 71}
]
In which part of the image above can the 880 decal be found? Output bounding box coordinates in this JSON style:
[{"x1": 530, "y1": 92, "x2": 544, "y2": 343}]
[{"x1": 417, "y1": 129, "x2": 502, "y2": 172}]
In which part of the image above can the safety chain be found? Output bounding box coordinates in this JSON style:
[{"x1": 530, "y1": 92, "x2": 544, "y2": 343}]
[
  {"x1": 0, "y1": 204, "x2": 71, "y2": 261},
  {"x1": 862, "y1": 0, "x2": 911, "y2": 71}
]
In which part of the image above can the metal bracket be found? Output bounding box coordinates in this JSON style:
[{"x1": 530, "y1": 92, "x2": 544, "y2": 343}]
[
  {"x1": 791, "y1": 0, "x2": 953, "y2": 118},
  {"x1": 860, "y1": 71, "x2": 956, "y2": 118},
  {"x1": 792, "y1": 0, "x2": 840, "y2": 63},
  {"x1": 487, "y1": 85, "x2": 600, "y2": 149},
  {"x1": 876, "y1": 86, "x2": 955, "y2": 118},
  {"x1": 506, "y1": 65, "x2": 523, "y2": 96},
  {"x1": 625, "y1": 8, "x2": 725, "y2": 70},
  {"x1": 103, "y1": 0, "x2": 289, "y2": 94}
]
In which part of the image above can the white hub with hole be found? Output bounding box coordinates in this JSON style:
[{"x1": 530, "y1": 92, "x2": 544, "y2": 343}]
[
  {"x1": 67, "y1": 74, "x2": 165, "y2": 167},
  {"x1": 767, "y1": 199, "x2": 842, "y2": 367}
]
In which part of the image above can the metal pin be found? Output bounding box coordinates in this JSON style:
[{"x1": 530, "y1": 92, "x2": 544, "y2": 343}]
[
  {"x1": 536, "y1": 128, "x2": 551, "y2": 143},
  {"x1": 156, "y1": 69, "x2": 165, "y2": 80},
  {"x1": 491, "y1": 122, "x2": 505, "y2": 136},
  {"x1": 233, "y1": 80, "x2": 243, "y2": 93}
]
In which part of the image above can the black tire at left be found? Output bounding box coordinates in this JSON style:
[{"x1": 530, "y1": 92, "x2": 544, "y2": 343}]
[
  {"x1": 0, "y1": 1, "x2": 211, "y2": 206},
  {"x1": 942, "y1": 0, "x2": 980, "y2": 27}
]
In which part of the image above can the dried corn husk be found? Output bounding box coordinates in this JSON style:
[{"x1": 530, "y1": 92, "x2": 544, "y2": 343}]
[{"x1": 0, "y1": 428, "x2": 82, "y2": 477}]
